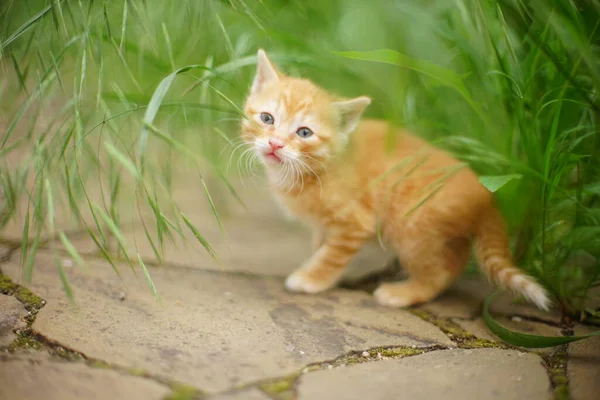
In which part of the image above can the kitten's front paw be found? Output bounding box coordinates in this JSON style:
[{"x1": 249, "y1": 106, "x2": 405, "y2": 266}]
[
  {"x1": 285, "y1": 270, "x2": 337, "y2": 294},
  {"x1": 373, "y1": 284, "x2": 413, "y2": 308}
]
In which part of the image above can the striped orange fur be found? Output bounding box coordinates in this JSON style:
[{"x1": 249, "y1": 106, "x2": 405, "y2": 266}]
[{"x1": 240, "y1": 49, "x2": 551, "y2": 310}]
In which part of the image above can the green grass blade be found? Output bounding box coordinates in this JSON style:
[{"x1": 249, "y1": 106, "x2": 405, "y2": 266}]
[
  {"x1": 119, "y1": 0, "x2": 128, "y2": 51},
  {"x1": 104, "y1": 141, "x2": 140, "y2": 179},
  {"x1": 335, "y1": 49, "x2": 484, "y2": 121},
  {"x1": 483, "y1": 292, "x2": 600, "y2": 348},
  {"x1": 84, "y1": 224, "x2": 121, "y2": 278},
  {"x1": 214, "y1": 166, "x2": 246, "y2": 210},
  {"x1": 479, "y1": 174, "x2": 523, "y2": 193},
  {"x1": 140, "y1": 64, "x2": 211, "y2": 164},
  {"x1": 140, "y1": 217, "x2": 164, "y2": 264},
  {"x1": 10, "y1": 52, "x2": 27, "y2": 91},
  {"x1": 180, "y1": 212, "x2": 218, "y2": 261},
  {"x1": 209, "y1": 85, "x2": 246, "y2": 118},
  {"x1": 93, "y1": 204, "x2": 133, "y2": 269},
  {"x1": 201, "y1": 178, "x2": 224, "y2": 234},
  {"x1": 59, "y1": 232, "x2": 85, "y2": 269},
  {"x1": 44, "y1": 179, "x2": 55, "y2": 234},
  {"x1": 1, "y1": 3, "x2": 53, "y2": 50},
  {"x1": 23, "y1": 237, "x2": 40, "y2": 283},
  {"x1": 56, "y1": 257, "x2": 74, "y2": 301},
  {"x1": 138, "y1": 254, "x2": 160, "y2": 301},
  {"x1": 20, "y1": 208, "x2": 30, "y2": 272}
]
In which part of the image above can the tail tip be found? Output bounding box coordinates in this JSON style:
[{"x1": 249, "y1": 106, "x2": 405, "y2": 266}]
[{"x1": 522, "y1": 283, "x2": 552, "y2": 312}]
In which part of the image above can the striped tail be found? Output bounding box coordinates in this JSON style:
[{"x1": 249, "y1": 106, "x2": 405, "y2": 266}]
[{"x1": 474, "y1": 206, "x2": 551, "y2": 311}]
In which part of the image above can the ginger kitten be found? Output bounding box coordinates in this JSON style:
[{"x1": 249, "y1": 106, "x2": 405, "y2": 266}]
[{"x1": 240, "y1": 49, "x2": 550, "y2": 310}]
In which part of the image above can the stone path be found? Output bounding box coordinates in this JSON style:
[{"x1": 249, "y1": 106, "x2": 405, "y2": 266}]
[{"x1": 1, "y1": 180, "x2": 599, "y2": 400}]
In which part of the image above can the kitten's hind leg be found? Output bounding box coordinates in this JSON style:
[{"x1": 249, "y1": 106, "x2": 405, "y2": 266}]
[
  {"x1": 286, "y1": 228, "x2": 370, "y2": 294},
  {"x1": 374, "y1": 237, "x2": 470, "y2": 307}
]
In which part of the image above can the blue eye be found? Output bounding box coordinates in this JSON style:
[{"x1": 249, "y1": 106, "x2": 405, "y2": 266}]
[
  {"x1": 296, "y1": 127, "x2": 313, "y2": 138},
  {"x1": 260, "y1": 112, "x2": 274, "y2": 124}
]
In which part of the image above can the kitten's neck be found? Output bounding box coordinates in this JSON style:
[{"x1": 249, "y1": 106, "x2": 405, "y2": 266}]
[{"x1": 267, "y1": 164, "x2": 324, "y2": 195}]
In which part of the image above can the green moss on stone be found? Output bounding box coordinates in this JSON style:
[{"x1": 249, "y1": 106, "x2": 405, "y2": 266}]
[
  {"x1": 49, "y1": 345, "x2": 84, "y2": 361},
  {"x1": 410, "y1": 308, "x2": 507, "y2": 349},
  {"x1": 460, "y1": 337, "x2": 504, "y2": 349},
  {"x1": 544, "y1": 346, "x2": 569, "y2": 400},
  {"x1": 127, "y1": 367, "x2": 148, "y2": 377},
  {"x1": 165, "y1": 383, "x2": 200, "y2": 400},
  {"x1": 88, "y1": 360, "x2": 112, "y2": 369},
  {"x1": 9, "y1": 332, "x2": 44, "y2": 351},
  {"x1": 410, "y1": 309, "x2": 466, "y2": 337},
  {"x1": 0, "y1": 274, "x2": 45, "y2": 311},
  {"x1": 7, "y1": 328, "x2": 85, "y2": 362},
  {"x1": 376, "y1": 347, "x2": 424, "y2": 358},
  {"x1": 259, "y1": 374, "x2": 298, "y2": 394}
]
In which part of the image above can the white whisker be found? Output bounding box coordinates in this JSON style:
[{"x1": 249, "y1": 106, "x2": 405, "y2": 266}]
[
  {"x1": 226, "y1": 141, "x2": 250, "y2": 174},
  {"x1": 296, "y1": 157, "x2": 323, "y2": 197}
]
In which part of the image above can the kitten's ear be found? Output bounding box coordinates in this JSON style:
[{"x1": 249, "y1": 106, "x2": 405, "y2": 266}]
[
  {"x1": 333, "y1": 96, "x2": 371, "y2": 136},
  {"x1": 251, "y1": 49, "x2": 280, "y2": 94}
]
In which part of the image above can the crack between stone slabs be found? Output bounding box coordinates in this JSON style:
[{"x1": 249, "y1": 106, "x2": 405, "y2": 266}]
[
  {"x1": 408, "y1": 308, "x2": 512, "y2": 350},
  {"x1": 3, "y1": 329, "x2": 206, "y2": 400},
  {"x1": 408, "y1": 307, "x2": 574, "y2": 400},
  {"x1": 541, "y1": 345, "x2": 569, "y2": 400},
  {"x1": 0, "y1": 270, "x2": 207, "y2": 400},
  {"x1": 228, "y1": 344, "x2": 450, "y2": 400}
]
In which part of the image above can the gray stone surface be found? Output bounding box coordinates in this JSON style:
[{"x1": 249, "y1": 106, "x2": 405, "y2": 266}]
[
  {"x1": 459, "y1": 314, "x2": 569, "y2": 340},
  {"x1": 295, "y1": 348, "x2": 551, "y2": 400},
  {"x1": 208, "y1": 388, "x2": 272, "y2": 400},
  {"x1": 569, "y1": 329, "x2": 600, "y2": 400},
  {"x1": 419, "y1": 276, "x2": 494, "y2": 319},
  {"x1": 0, "y1": 293, "x2": 27, "y2": 347},
  {"x1": 0, "y1": 353, "x2": 170, "y2": 400},
  {"x1": 2, "y1": 251, "x2": 452, "y2": 393},
  {"x1": 421, "y1": 275, "x2": 563, "y2": 324}
]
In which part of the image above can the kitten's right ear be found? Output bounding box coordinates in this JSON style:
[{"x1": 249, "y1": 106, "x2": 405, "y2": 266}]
[
  {"x1": 251, "y1": 49, "x2": 280, "y2": 94},
  {"x1": 333, "y1": 96, "x2": 371, "y2": 137}
]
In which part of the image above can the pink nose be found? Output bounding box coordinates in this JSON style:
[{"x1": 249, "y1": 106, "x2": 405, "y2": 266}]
[{"x1": 268, "y1": 139, "x2": 284, "y2": 150}]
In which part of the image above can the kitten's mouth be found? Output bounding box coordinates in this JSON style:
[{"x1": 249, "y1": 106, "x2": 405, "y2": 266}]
[{"x1": 264, "y1": 151, "x2": 283, "y2": 164}]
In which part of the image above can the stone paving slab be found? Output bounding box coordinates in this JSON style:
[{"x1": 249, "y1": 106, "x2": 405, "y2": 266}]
[
  {"x1": 295, "y1": 348, "x2": 551, "y2": 400},
  {"x1": 0, "y1": 293, "x2": 27, "y2": 347},
  {"x1": 2, "y1": 251, "x2": 452, "y2": 393},
  {"x1": 568, "y1": 329, "x2": 600, "y2": 400},
  {"x1": 417, "y1": 276, "x2": 493, "y2": 319},
  {"x1": 0, "y1": 352, "x2": 170, "y2": 400}
]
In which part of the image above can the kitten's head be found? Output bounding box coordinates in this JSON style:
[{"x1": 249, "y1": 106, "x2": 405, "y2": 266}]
[{"x1": 241, "y1": 49, "x2": 370, "y2": 175}]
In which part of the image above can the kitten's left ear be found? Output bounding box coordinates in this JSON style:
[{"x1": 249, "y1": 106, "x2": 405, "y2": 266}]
[
  {"x1": 333, "y1": 96, "x2": 371, "y2": 136},
  {"x1": 251, "y1": 49, "x2": 280, "y2": 94}
]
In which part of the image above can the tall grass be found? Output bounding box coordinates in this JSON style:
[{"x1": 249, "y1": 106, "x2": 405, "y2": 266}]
[{"x1": 1, "y1": 0, "x2": 599, "y2": 320}]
